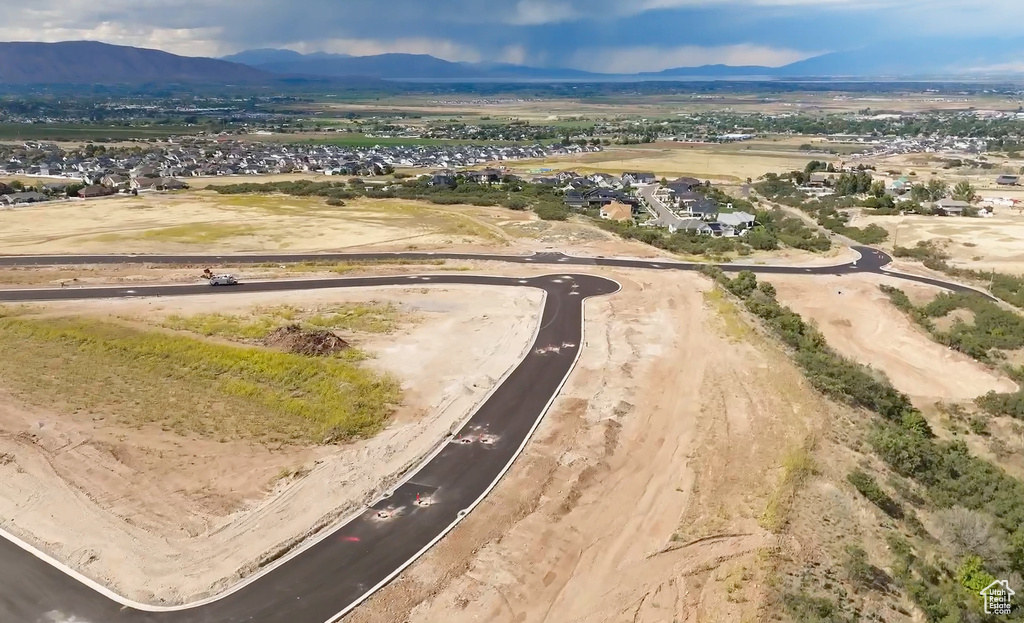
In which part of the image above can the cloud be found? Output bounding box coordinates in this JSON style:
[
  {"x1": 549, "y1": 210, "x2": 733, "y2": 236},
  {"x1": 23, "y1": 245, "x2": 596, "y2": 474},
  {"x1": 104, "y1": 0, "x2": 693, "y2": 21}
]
[
  {"x1": 570, "y1": 43, "x2": 819, "y2": 72},
  {"x1": 0, "y1": 22, "x2": 227, "y2": 57},
  {"x1": 507, "y1": 0, "x2": 579, "y2": 25}
]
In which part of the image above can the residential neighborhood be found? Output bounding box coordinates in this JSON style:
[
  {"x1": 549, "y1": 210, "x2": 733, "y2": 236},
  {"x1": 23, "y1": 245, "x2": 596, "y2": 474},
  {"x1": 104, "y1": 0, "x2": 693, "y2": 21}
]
[{"x1": 0, "y1": 138, "x2": 601, "y2": 185}]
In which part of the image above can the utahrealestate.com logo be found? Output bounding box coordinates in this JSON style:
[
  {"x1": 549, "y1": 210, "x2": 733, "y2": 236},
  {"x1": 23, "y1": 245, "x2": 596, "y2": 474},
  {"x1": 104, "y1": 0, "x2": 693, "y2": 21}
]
[{"x1": 981, "y1": 579, "x2": 1015, "y2": 615}]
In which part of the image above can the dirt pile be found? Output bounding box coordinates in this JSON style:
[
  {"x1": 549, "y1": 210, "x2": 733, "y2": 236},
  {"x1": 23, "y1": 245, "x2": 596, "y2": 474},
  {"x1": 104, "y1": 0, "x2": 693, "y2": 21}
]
[{"x1": 263, "y1": 324, "x2": 350, "y2": 356}]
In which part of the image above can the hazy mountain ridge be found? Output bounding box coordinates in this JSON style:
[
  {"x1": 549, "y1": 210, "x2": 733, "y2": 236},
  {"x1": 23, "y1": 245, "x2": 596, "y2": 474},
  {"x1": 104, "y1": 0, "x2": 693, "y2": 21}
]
[
  {"x1": 2, "y1": 39, "x2": 1024, "y2": 86},
  {"x1": 0, "y1": 41, "x2": 272, "y2": 84},
  {"x1": 226, "y1": 38, "x2": 1024, "y2": 80}
]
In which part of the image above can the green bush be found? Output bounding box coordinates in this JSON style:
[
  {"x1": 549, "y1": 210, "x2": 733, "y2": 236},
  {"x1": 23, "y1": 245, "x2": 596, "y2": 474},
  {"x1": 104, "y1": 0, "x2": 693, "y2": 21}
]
[
  {"x1": 534, "y1": 201, "x2": 569, "y2": 221},
  {"x1": 847, "y1": 469, "x2": 904, "y2": 518}
]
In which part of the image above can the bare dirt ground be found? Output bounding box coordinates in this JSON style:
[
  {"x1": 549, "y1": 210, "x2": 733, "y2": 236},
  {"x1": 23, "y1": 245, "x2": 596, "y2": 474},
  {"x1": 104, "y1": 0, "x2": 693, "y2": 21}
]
[
  {"x1": 0, "y1": 284, "x2": 543, "y2": 604},
  {"x1": 852, "y1": 211, "x2": 1024, "y2": 275},
  {"x1": 770, "y1": 273, "x2": 1016, "y2": 401},
  {"x1": 343, "y1": 268, "x2": 852, "y2": 623}
]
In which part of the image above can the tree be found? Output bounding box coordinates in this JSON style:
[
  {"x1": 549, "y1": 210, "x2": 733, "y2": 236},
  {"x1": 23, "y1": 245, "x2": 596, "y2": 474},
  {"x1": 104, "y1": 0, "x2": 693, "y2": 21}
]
[
  {"x1": 910, "y1": 184, "x2": 931, "y2": 202},
  {"x1": 870, "y1": 180, "x2": 887, "y2": 198},
  {"x1": 952, "y1": 180, "x2": 977, "y2": 203},
  {"x1": 926, "y1": 178, "x2": 948, "y2": 201},
  {"x1": 9, "y1": 180, "x2": 23, "y2": 191}
]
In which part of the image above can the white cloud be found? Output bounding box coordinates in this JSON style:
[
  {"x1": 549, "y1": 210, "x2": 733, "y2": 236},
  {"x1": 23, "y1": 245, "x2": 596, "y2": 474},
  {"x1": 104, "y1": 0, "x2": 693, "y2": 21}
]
[
  {"x1": 0, "y1": 22, "x2": 227, "y2": 56},
  {"x1": 507, "y1": 0, "x2": 579, "y2": 25},
  {"x1": 570, "y1": 43, "x2": 819, "y2": 72},
  {"x1": 281, "y1": 37, "x2": 482, "y2": 62}
]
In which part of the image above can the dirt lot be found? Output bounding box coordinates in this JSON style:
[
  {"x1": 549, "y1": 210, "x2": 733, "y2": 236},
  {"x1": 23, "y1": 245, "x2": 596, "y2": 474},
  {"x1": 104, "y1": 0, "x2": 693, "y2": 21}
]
[
  {"x1": 769, "y1": 273, "x2": 1016, "y2": 402},
  {"x1": 341, "y1": 268, "x2": 853, "y2": 623},
  {"x1": 853, "y1": 211, "x2": 1024, "y2": 275},
  {"x1": 0, "y1": 284, "x2": 543, "y2": 604}
]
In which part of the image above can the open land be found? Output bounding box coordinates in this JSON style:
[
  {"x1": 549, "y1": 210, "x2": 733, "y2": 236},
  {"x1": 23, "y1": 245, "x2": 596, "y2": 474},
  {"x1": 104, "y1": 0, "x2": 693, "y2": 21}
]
[
  {"x1": 513, "y1": 141, "x2": 820, "y2": 182},
  {"x1": 0, "y1": 284, "x2": 544, "y2": 603},
  {"x1": 769, "y1": 273, "x2": 1016, "y2": 401},
  {"x1": 853, "y1": 210, "x2": 1024, "y2": 275},
  {"x1": 9, "y1": 87, "x2": 1024, "y2": 621}
]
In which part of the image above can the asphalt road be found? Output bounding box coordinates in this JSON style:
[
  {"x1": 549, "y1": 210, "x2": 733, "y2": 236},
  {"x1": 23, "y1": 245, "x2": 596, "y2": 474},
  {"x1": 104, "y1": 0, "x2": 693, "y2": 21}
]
[
  {"x1": 0, "y1": 246, "x2": 991, "y2": 623},
  {"x1": 0, "y1": 245, "x2": 992, "y2": 298}
]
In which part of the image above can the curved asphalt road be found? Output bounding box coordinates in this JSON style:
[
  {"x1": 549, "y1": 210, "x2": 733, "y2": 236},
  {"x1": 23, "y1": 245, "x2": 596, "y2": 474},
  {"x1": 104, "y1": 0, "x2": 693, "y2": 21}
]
[
  {"x1": 0, "y1": 245, "x2": 991, "y2": 297},
  {"x1": 0, "y1": 245, "x2": 990, "y2": 623}
]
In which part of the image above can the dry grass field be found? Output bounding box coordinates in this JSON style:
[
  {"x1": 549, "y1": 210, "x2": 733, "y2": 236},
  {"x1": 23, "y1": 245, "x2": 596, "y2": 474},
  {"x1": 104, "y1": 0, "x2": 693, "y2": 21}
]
[
  {"x1": 0, "y1": 192, "x2": 508, "y2": 255},
  {"x1": 514, "y1": 141, "x2": 817, "y2": 182}
]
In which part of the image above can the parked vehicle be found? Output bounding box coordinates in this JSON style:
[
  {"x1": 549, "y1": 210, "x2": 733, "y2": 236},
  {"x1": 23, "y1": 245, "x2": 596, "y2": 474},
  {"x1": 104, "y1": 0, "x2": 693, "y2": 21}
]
[{"x1": 209, "y1": 274, "x2": 238, "y2": 286}]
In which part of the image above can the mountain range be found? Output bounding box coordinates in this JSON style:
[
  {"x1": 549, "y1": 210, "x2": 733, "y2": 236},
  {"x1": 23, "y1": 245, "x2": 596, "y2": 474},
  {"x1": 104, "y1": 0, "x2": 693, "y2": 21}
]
[
  {"x1": 0, "y1": 39, "x2": 1023, "y2": 86},
  {"x1": 223, "y1": 37, "x2": 1024, "y2": 81}
]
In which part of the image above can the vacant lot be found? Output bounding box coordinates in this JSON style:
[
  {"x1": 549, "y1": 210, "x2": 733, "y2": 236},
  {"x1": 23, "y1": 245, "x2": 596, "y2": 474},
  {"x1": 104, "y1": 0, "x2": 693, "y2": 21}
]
[
  {"x1": 0, "y1": 284, "x2": 543, "y2": 604},
  {"x1": 853, "y1": 211, "x2": 1024, "y2": 274},
  {"x1": 0, "y1": 192, "x2": 506, "y2": 255},
  {"x1": 769, "y1": 273, "x2": 1016, "y2": 401},
  {"x1": 516, "y1": 142, "x2": 816, "y2": 182}
]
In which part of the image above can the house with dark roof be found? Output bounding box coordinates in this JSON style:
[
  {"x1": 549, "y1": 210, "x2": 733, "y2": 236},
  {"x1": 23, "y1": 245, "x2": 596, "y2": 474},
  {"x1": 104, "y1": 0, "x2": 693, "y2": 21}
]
[
  {"x1": 79, "y1": 185, "x2": 115, "y2": 199},
  {"x1": 0, "y1": 191, "x2": 48, "y2": 205},
  {"x1": 996, "y1": 175, "x2": 1020, "y2": 186},
  {"x1": 667, "y1": 177, "x2": 701, "y2": 193},
  {"x1": 564, "y1": 190, "x2": 587, "y2": 210}
]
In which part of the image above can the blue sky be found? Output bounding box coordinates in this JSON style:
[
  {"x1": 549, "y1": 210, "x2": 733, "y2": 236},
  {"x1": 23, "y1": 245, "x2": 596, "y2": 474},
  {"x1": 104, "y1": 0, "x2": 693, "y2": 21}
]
[{"x1": 6, "y1": 0, "x2": 1024, "y2": 71}]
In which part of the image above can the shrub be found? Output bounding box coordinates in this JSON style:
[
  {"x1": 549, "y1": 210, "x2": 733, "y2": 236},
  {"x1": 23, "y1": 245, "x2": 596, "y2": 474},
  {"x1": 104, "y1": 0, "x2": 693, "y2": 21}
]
[
  {"x1": 534, "y1": 202, "x2": 569, "y2": 221},
  {"x1": 847, "y1": 469, "x2": 904, "y2": 518}
]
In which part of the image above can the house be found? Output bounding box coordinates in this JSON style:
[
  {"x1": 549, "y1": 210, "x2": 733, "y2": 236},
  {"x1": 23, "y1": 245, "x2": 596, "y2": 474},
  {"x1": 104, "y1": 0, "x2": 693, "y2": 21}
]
[
  {"x1": 155, "y1": 177, "x2": 188, "y2": 191},
  {"x1": 79, "y1": 185, "x2": 115, "y2": 199},
  {"x1": 583, "y1": 188, "x2": 625, "y2": 208},
  {"x1": 622, "y1": 172, "x2": 656, "y2": 185},
  {"x1": 428, "y1": 171, "x2": 457, "y2": 187},
  {"x1": 0, "y1": 191, "x2": 48, "y2": 205},
  {"x1": 599, "y1": 201, "x2": 634, "y2": 222},
  {"x1": 996, "y1": 175, "x2": 1020, "y2": 186},
  {"x1": 465, "y1": 168, "x2": 503, "y2": 184},
  {"x1": 563, "y1": 190, "x2": 587, "y2": 210},
  {"x1": 101, "y1": 174, "x2": 128, "y2": 188},
  {"x1": 668, "y1": 177, "x2": 701, "y2": 193},
  {"x1": 934, "y1": 198, "x2": 972, "y2": 216},
  {"x1": 675, "y1": 191, "x2": 718, "y2": 220},
  {"x1": 130, "y1": 177, "x2": 160, "y2": 191},
  {"x1": 705, "y1": 222, "x2": 736, "y2": 238},
  {"x1": 718, "y1": 211, "x2": 757, "y2": 231},
  {"x1": 668, "y1": 218, "x2": 712, "y2": 235},
  {"x1": 807, "y1": 172, "x2": 835, "y2": 188}
]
